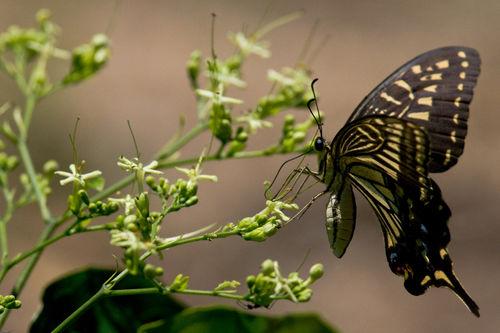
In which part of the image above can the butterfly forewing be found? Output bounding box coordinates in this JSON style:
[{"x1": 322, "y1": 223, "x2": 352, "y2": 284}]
[{"x1": 346, "y1": 46, "x2": 480, "y2": 172}]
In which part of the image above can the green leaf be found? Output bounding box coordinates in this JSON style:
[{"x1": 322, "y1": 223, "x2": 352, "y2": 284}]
[
  {"x1": 141, "y1": 306, "x2": 337, "y2": 333},
  {"x1": 30, "y1": 268, "x2": 185, "y2": 333}
]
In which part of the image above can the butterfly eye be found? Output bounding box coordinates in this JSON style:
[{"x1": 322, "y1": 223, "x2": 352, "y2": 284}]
[{"x1": 314, "y1": 137, "x2": 325, "y2": 151}]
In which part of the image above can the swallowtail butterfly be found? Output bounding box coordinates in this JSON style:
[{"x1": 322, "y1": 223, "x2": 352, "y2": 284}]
[{"x1": 309, "y1": 46, "x2": 480, "y2": 316}]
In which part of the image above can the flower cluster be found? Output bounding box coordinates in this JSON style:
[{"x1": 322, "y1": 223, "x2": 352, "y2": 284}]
[
  {"x1": 110, "y1": 156, "x2": 217, "y2": 275},
  {"x1": 245, "y1": 259, "x2": 324, "y2": 307},
  {"x1": 0, "y1": 295, "x2": 21, "y2": 314}
]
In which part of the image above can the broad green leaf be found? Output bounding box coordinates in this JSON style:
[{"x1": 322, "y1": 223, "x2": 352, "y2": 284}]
[
  {"x1": 141, "y1": 306, "x2": 337, "y2": 333},
  {"x1": 30, "y1": 269, "x2": 184, "y2": 333}
]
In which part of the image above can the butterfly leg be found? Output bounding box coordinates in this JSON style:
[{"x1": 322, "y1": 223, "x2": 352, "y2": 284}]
[{"x1": 283, "y1": 189, "x2": 329, "y2": 226}]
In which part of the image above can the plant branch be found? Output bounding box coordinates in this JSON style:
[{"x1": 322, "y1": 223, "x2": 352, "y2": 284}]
[{"x1": 107, "y1": 287, "x2": 246, "y2": 301}]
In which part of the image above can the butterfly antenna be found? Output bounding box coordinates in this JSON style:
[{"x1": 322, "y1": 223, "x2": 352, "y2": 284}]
[{"x1": 310, "y1": 78, "x2": 323, "y2": 137}]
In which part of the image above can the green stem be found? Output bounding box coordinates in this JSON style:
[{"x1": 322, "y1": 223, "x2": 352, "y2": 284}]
[
  {"x1": 155, "y1": 121, "x2": 209, "y2": 160},
  {"x1": 50, "y1": 228, "x2": 242, "y2": 331},
  {"x1": 157, "y1": 230, "x2": 239, "y2": 251},
  {"x1": 51, "y1": 254, "x2": 148, "y2": 333},
  {"x1": 0, "y1": 221, "x2": 7, "y2": 266},
  {"x1": 0, "y1": 222, "x2": 57, "y2": 328},
  {"x1": 107, "y1": 287, "x2": 245, "y2": 301},
  {"x1": 51, "y1": 287, "x2": 105, "y2": 333}
]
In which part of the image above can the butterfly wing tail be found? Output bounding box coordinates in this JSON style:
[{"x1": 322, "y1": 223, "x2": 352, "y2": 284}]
[{"x1": 431, "y1": 252, "x2": 480, "y2": 317}]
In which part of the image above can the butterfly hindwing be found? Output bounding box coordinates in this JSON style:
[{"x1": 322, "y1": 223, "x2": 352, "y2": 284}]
[
  {"x1": 326, "y1": 180, "x2": 356, "y2": 258},
  {"x1": 346, "y1": 46, "x2": 480, "y2": 172}
]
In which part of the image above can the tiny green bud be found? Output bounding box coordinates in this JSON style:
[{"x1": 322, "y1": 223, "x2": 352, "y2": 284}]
[
  {"x1": 242, "y1": 227, "x2": 266, "y2": 242},
  {"x1": 254, "y1": 213, "x2": 268, "y2": 226},
  {"x1": 292, "y1": 131, "x2": 306, "y2": 142},
  {"x1": 185, "y1": 195, "x2": 198, "y2": 207},
  {"x1": 186, "y1": 50, "x2": 202, "y2": 88},
  {"x1": 246, "y1": 275, "x2": 256, "y2": 288},
  {"x1": 237, "y1": 217, "x2": 256, "y2": 230},
  {"x1": 135, "y1": 192, "x2": 149, "y2": 217},
  {"x1": 105, "y1": 201, "x2": 119, "y2": 214},
  {"x1": 261, "y1": 259, "x2": 275, "y2": 276},
  {"x1": 36, "y1": 9, "x2": 51, "y2": 24},
  {"x1": 1, "y1": 122, "x2": 17, "y2": 143},
  {"x1": 124, "y1": 214, "x2": 137, "y2": 225},
  {"x1": 309, "y1": 263, "x2": 324, "y2": 281},
  {"x1": 297, "y1": 289, "x2": 312, "y2": 302},
  {"x1": 43, "y1": 160, "x2": 59, "y2": 174},
  {"x1": 2, "y1": 295, "x2": 15, "y2": 304},
  {"x1": 78, "y1": 189, "x2": 90, "y2": 205},
  {"x1": 155, "y1": 267, "x2": 164, "y2": 276},
  {"x1": 143, "y1": 264, "x2": 157, "y2": 279},
  {"x1": 145, "y1": 175, "x2": 156, "y2": 187},
  {"x1": 170, "y1": 274, "x2": 189, "y2": 292},
  {"x1": 284, "y1": 114, "x2": 295, "y2": 126},
  {"x1": 126, "y1": 223, "x2": 138, "y2": 232}
]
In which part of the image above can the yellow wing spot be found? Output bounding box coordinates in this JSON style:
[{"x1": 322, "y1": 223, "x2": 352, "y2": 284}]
[
  {"x1": 451, "y1": 130, "x2": 457, "y2": 143},
  {"x1": 420, "y1": 275, "x2": 431, "y2": 286},
  {"x1": 444, "y1": 149, "x2": 452, "y2": 165},
  {"x1": 423, "y1": 85, "x2": 438, "y2": 92},
  {"x1": 426, "y1": 66, "x2": 433, "y2": 72},
  {"x1": 394, "y1": 80, "x2": 415, "y2": 99},
  {"x1": 411, "y1": 65, "x2": 422, "y2": 74},
  {"x1": 460, "y1": 71, "x2": 466, "y2": 79},
  {"x1": 461, "y1": 61, "x2": 469, "y2": 68},
  {"x1": 454, "y1": 96, "x2": 462, "y2": 107},
  {"x1": 439, "y1": 248, "x2": 448, "y2": 259},
  {"x1": 398, "y1": 105, "x2": 410, "y2": 118},
  {"x1": 434, "y1": 270, "x2": 454, "y2": 286},
  {"x1": 420, "y1": 73, "x2": 442, "y2": 81},
  {"x1": 453, "y1": 114, "x2": 460, "y2": 124},
  {"x1": 458, "y1": 51, "x2": 466, "y2": 58},
  {"x1": 417, "y1": 97, "x2": 433, "y2": 106},
  {"x1": 380, "y1": 92, "x2": 402, "y2": 105},
  {"x1": 457, "y1": 83, "x2": 464, "y2": 91},
  {"x1": 435, "y1": 60, "x2": 449, "y2": 69},
  {"x1": 408, "y1": 111, "x2": 430, "y2": 121}
]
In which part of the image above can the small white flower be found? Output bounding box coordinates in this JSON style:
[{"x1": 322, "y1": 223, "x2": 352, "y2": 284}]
[
  {"x1": 196, "y1": 89, "x2": 243, "y2": 105},
  {"x1": 175, "y1": 153, "x2": 218, "y2": 188},
  {"x1": 229, "y1": 32, "x2": 271, "y2": 58},
  {"x1": 55, "y1": 164, "x2": 102, "y2": 186},
  {"x1": 117, "y1": 156, "x2": 163, "y2": 175},
  {"x1": 237, "y1": 114, "x2": 273, "y2": 134}
]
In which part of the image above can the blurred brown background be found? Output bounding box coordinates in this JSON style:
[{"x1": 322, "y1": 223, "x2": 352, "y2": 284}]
[{"x1": 0, "y1": 0, "x2": 499, "y2": 332}]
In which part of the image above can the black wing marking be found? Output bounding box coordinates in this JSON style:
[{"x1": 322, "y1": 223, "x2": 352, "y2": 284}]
[
  {"x1": 347, "y1": 46, "x2": 480, "y2": 172},
  {"x1": 326, "y1": 180, "x2": 356, "y2": 258},
  {"x1": 332, "y1": 116, "x2": 479, "y2": 316}
]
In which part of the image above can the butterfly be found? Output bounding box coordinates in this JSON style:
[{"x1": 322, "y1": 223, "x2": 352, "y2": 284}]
[{"x1": 304, "y1": 46, "x2": 481, "y2": 316}]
